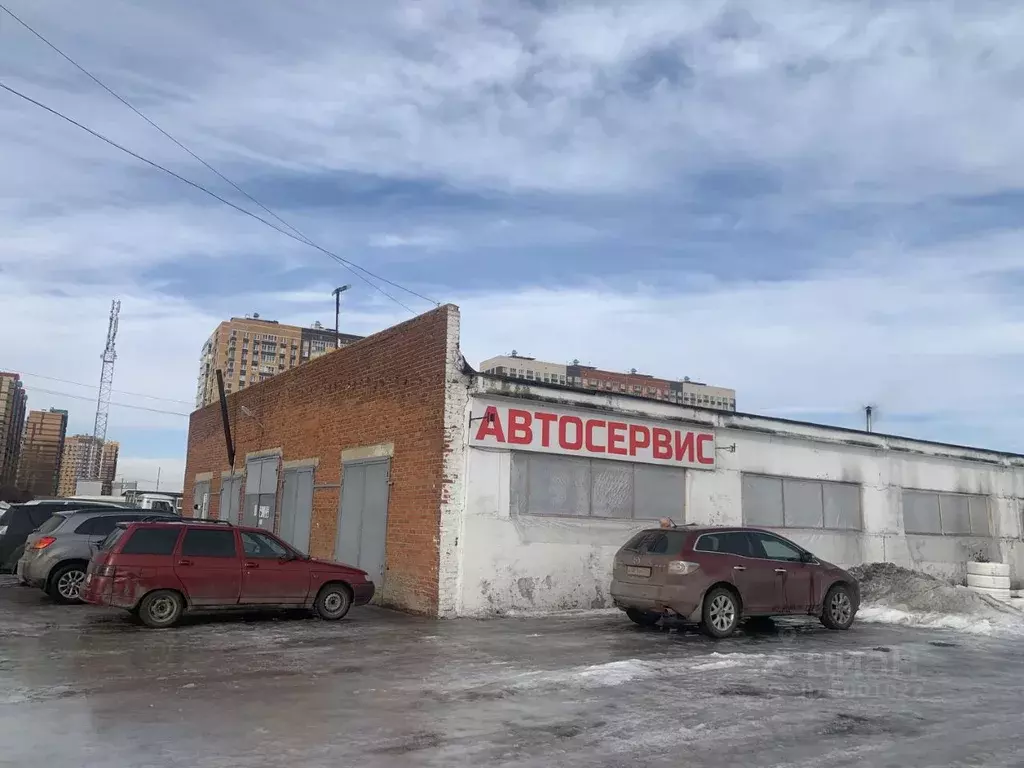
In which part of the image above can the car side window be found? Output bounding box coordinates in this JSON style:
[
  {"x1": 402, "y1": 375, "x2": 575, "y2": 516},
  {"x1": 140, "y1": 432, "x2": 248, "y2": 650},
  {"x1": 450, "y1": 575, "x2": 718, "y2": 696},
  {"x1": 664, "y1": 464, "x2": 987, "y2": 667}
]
[
  {"x1": 120, "y1": 527, "x2": 181, "y2": 555},
  {"x1": 77, "y1": 515, "x2": 136, "y2": 537},
  {"x1": 241, "y1": 531, "x2": 290, "y2": 559},
  {"x1": 181, "y1": 529, "x2": 237, "y2": 558},
  {"x1": 694, "y1": 534, "x2": 722, "y2": 553},
  {"x1": 695, "y1": 532, "x2": 754, "y2": 557},
  {"x1": 752, "y1": 533, "x2": 803, "y2": 562}
]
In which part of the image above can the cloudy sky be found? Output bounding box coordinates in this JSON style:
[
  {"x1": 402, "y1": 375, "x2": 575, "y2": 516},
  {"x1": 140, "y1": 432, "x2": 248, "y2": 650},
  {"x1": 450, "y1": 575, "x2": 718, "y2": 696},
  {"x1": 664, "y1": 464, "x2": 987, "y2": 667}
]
[{"x1": 3, "y1": 1, "x2": 1023, "y2": 491}]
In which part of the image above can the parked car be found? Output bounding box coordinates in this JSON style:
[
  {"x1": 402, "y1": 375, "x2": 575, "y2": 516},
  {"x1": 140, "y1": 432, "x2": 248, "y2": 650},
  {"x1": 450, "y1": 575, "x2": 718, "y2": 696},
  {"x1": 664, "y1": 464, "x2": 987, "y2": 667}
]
[
  {"x1": 0, "y1": 500, "x2": 129, "y2": 573},
  {"x1": 610, "y1": 525, "x2": 859, "y2": 638},
  {"x1": 17, "y1": 507, "x2": 178, "y2": 603},
  {"x1": 81, "y1": 519, "x2": 374, "y2": 628}
]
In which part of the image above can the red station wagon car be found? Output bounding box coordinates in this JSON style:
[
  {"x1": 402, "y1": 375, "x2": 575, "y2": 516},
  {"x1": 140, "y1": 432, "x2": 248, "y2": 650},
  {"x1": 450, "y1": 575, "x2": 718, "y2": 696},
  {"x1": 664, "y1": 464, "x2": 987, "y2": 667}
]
[
  {"x1": 610, "y1": 526, "x2": 859, "y2": 638},
  {"x1": 81, "y1": 520, "x2": 374, "y2": 628}
]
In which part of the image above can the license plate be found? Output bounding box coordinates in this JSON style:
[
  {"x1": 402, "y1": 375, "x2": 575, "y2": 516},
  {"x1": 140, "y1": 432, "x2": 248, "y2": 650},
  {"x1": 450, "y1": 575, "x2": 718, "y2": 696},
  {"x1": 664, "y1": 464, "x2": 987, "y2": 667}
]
[{"x1": 626, "y1": 566, "x2": 651, "y2": 578}]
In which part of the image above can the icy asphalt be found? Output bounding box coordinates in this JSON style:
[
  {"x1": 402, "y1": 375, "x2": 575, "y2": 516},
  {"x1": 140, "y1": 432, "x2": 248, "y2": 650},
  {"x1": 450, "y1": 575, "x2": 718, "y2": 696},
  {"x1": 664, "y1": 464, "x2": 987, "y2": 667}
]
[{"x1": 1, "y1": 578, "x2": 1022, "y2": 768}]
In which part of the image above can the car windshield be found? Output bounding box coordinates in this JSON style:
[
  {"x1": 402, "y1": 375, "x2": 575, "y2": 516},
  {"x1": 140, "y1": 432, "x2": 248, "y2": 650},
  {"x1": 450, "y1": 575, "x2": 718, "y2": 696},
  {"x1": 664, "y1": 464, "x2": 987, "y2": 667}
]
[
  {"x1": 100, "y1": 526, "x2": 127, "y2": 551},
  {"x1": 35, "y1": 514, "x2": 68, "y2": 535}
]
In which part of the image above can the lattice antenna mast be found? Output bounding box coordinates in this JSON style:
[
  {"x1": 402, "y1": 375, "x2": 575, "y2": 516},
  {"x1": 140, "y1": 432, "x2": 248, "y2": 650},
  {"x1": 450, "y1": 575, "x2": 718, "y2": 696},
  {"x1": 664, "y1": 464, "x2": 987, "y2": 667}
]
[{"x1": 89, "y1": 299, "x2": 120, "y2": 479}]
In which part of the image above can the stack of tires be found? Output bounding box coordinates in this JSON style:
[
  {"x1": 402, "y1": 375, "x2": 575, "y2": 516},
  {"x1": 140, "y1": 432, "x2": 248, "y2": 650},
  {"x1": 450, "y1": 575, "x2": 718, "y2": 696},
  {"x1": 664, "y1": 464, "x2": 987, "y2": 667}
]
[{"x1": 966, "y1": 562, "x2": 1012, "y2": 602}]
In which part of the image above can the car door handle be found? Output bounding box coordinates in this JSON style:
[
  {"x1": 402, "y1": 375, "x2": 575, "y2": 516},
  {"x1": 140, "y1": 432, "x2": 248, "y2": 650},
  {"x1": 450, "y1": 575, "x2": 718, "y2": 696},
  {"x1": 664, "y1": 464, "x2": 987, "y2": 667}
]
[
  {"x1": 774, "y1": 568, "x2": 787, "y2": 574},
  {"x1": 177, "y1": 559, "x2": 194, "y2": 567},
  {"x1": 244, "y1": 561, "x2": 259, "y2": 569},
  {"x1": 733, "y1": 565, "x2": 746, "y2": 571}
]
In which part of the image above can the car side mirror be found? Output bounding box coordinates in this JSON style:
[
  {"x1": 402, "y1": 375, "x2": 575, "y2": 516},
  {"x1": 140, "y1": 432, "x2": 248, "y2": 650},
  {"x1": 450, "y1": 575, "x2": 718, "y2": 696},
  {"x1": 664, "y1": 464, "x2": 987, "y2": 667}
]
[{"x1": 799, "y1": 551, "x2": 815, "y2": 564}]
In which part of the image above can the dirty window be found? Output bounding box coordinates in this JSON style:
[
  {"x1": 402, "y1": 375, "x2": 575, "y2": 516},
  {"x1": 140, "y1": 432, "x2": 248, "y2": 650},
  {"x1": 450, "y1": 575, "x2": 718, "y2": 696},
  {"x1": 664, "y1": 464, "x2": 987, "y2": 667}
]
[
  {"x1": 743, "y1": 474, "x2": 861, "y2": 531},
  {"x1": 904, "y1": 490, "x2": 990, "y2": 536},
  {"x1": 512, "y1": 453, "x2": 685, "y2": 520}
]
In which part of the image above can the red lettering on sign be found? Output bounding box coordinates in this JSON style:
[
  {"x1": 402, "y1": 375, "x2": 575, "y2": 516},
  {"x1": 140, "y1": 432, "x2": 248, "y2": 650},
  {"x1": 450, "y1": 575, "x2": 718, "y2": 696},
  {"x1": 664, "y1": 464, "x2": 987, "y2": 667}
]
[
  {"x1": 674, "y1": 431, "x2": 695, "y2": 462},
  {"x1": 585, "y1": 419, "x2": 606, "y2": 453},
  {"x1": 628, "y1": 425, "x2": 650, "y2": 456},
  {"x1": 652, "y1": 428, "x2": 672, "y2": 459},
  {"x1": 507, "y1": 409, "x2": 533, "y2": 445},
  {"x1": 535, "y1": 412, "x2": 557, "y2": 447},
  {"x1": 607, "y1": 422, "x2": 628, "y2": 455},
  {"x1": 696, "y1": 433, "x2": 715, "y2": 464},
  {"x1": 474, "y1": 406, "x2": 505, "y2": 443},
  {"x1": 559, "y1": 415, "x2": 584, "y2": 450}
]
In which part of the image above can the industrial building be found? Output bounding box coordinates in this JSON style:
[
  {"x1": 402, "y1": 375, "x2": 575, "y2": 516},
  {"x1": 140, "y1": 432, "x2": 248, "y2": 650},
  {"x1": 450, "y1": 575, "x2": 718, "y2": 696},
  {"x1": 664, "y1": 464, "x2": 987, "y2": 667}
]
[
  {"x1": 16, "y1": 408, "x2": 68, "y2": 498},
  {"x1": 479, "y1": 354, "x2": 737, "y2": 411},
  {"x1": 184, "y1": 306, "x2": 1024, "y2": 617},
  {"x1": 0, "y1": 372, "x2": 27, "y2": 486},
  {"x1": 195, "y1": 316, "x2": 363, "y2": 408}
]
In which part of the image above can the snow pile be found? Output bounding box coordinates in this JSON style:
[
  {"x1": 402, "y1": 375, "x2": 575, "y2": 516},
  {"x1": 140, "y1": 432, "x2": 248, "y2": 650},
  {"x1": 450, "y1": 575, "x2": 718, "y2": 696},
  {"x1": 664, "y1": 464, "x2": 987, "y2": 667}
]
[{"x1": 850, "y1": 562, "x2": 1024, "y2": 635}]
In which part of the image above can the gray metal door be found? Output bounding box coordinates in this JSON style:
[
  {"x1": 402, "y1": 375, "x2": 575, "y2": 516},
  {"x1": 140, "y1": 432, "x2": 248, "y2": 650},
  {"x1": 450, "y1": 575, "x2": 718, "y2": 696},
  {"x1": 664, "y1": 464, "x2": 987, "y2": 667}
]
[
  {"x1": 243, "y1": 457, "x2": 277, "y2": 531},
  {"x1": 280, "y1": 467, "x2": 314, "y2": 554},
  {"x1": 193, "y1": 480, "x2": 211, "y2": 519},
  {"x1": 335, "y1": 459, "x2": 390, "y2": 590},
  {"x1": 219, "y1": 476, "x2": 241, "y2": 524}
]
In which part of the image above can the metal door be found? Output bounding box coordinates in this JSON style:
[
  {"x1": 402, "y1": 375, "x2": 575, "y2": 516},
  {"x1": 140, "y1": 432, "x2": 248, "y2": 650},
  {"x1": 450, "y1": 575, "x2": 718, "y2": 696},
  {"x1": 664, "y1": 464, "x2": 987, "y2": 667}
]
[
  {"x1": 279, "y1": 467, "x2": 314, "y2": 554},
  {"x1": 243, "y1": 457, "x2": 277, "y2": 531},
  {"x1": 219, "y1": 476, "x2": 241, "y2": 525},
  {"x1": 193, "y1": 480, "x2": 211, "y2": 519},
  {"x1": 334, "y1": 458, "x2": 390, "y2": 590}
]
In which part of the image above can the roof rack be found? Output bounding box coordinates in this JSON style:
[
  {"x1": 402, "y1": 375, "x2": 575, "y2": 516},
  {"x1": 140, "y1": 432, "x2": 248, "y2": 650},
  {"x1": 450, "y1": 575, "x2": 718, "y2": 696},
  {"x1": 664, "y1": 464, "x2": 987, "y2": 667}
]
[{"x1": 124, "y1": 517, "x2": 234, "y2": 526}]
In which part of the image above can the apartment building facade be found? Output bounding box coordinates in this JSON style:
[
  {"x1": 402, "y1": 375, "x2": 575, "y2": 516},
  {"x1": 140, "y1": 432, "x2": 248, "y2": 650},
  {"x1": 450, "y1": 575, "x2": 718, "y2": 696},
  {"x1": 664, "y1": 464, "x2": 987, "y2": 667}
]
[
  {"x1": 196, "y1": 316, "x2": 363, "y2": 408},
  {"x1": 479, "y1": 354, "x2": 737, "y2": 411},
  {"x1": 16, "y1": 408, "x2": 68, "y2": 498},
  {"x1": 100, "y1": 440, "x2": 119, "y2": 496},
  {"x1": 57, "y1": 435, "x2": 100, "y2": 497},
  {"x1": 0, "y1": 372, "x2": 27, "y2": 486}
]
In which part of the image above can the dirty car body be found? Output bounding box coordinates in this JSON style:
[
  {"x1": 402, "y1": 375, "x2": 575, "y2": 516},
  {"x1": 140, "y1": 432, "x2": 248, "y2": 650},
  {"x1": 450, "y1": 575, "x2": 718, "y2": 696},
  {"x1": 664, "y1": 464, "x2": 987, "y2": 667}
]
[
  {"x1": 80, "y1": 520, "x2": 374, "y2": 627},
  {"x1": 610, "y1": 526, "x2": 859, "y2": 637}
]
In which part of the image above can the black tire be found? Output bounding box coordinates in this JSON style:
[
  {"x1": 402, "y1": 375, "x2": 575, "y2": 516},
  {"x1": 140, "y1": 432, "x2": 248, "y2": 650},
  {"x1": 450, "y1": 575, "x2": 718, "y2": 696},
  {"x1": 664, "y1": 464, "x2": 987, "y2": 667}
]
[
  {"x1": 820, "y1": 584, "x2": 856, "y2": 630},
  {"x1": 314, "y1": 582, "x2": 353, "y2": 621},
  {"x1": 138, "y1": 590, "x2": 184, "y2": 628},
  {"x1": 625, "y1": 608, "x2": 661, "y2": 627},
  {"x1": 701, "y1": 586, "x2": 741, "y2": 638},
  {"x1": 46, "y1": 562, "x2": 88, "y2": 605}
]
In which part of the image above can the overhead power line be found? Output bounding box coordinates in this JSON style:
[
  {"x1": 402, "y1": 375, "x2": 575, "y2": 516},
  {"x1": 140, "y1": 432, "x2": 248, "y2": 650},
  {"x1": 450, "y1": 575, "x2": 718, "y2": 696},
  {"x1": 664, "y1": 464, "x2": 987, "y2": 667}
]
[
  {"x1": 0, "y1": 1, "x2": 440, "y2": 310},
  {"x1": 16, "y1": 370, "x2": 193, "y2": 405},
  {"x1": 31, "y1": 386, "x2": 190, "y2": 417}
]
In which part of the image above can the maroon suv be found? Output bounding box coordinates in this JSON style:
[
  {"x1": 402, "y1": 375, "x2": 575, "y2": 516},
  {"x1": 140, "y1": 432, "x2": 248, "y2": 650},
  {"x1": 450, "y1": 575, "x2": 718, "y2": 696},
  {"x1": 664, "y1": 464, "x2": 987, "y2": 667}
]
[
  {"x1": 610, "y1": 525, "x2": 859, "y2": 638},
  {"x1": 81, "y1": 520, "x2": 374, "y2": 628}
]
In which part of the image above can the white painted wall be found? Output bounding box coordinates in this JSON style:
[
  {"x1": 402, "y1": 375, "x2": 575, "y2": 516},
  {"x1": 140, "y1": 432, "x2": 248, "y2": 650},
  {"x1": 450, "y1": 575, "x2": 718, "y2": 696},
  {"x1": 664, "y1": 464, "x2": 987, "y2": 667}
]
[{"x1": 454, "y1": 381, "x2": 1024, "y2": 616}]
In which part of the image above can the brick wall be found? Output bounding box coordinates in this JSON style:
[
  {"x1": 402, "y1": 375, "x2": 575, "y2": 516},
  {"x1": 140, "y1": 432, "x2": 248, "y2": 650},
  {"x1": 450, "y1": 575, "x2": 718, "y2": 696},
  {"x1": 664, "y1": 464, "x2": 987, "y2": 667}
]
[{"x1": 183, "y1": 305, "x2": 457, "y2": 615}]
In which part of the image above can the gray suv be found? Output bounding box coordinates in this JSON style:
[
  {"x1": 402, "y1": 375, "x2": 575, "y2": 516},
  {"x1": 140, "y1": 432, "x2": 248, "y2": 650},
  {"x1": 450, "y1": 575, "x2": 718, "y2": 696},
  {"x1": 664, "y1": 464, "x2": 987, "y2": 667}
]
[{"x1": 17, "y1": 508, "x2": 178, "y2": 603}]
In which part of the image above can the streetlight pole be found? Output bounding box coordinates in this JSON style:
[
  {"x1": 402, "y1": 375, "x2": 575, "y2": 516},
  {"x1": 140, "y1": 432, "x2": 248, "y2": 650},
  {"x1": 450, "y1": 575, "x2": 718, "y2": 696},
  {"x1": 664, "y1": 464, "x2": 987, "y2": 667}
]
[{"x1": 332, "y1": 285, "x2": 350, "y2": 349}]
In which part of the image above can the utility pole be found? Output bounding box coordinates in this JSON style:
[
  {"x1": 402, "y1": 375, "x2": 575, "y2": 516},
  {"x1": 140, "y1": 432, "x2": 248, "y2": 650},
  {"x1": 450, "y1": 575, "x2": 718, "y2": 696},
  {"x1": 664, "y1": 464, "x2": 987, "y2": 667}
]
[
  {"x1": 332, "y1": 285, "x2": 350, "y2": 348},
  {"x1": 156, "y1": 466, "x2": 161, "y2": 490}
]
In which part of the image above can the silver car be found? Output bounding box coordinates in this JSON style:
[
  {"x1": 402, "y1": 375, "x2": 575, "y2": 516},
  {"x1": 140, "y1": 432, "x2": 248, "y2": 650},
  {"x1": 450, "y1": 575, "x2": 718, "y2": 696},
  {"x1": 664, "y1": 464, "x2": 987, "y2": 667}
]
[{"x1": 18, "y1": 508, "x2": 178, "y2": 603}]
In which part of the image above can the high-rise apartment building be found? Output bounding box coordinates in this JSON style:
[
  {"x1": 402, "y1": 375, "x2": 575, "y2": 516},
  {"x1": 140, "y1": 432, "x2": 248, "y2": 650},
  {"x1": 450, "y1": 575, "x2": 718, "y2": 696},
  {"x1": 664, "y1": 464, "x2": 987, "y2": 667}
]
[
  {"x1": 195, "y1": 316, "x2": 363, "y2": 408},
  {"x1": 100, "y1": 440, "x2": 119, "y2": 496},
  {"x1": 16, "y1": 408, "x2": 68, "y2": 498},
  {"x1": 0, "y1": 372, "x2": 27, "y2": 486},
  {"x1": 57, "y1": 434, "x2": 101, "y2": 497},
  {"x1": 479, "y1": 354, "x2": 737, "y2": 411}
]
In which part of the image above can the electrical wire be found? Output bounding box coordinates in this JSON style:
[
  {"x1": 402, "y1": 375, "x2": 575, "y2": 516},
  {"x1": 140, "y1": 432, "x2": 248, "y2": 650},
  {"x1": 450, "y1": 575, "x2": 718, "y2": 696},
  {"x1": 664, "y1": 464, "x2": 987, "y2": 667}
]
[
  {"x1": 30, "y1": 386, "x2": 190, "y2": 417},
  {"x1": 0, "y1": 80, "x2": 437, "y2": 314},
  {"x1": 0, "y1": 2, "x2": 439, "y2": 310},
  {"x1": 16, "y1": 370, "x2": 193, "y2": 405}
]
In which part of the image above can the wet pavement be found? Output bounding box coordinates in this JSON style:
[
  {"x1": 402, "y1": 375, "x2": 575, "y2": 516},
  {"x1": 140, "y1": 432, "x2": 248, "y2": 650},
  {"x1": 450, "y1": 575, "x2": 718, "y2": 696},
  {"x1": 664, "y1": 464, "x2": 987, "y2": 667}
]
[{"x1": 1, "y1": 576, "x2": 1022, "y2": 767}]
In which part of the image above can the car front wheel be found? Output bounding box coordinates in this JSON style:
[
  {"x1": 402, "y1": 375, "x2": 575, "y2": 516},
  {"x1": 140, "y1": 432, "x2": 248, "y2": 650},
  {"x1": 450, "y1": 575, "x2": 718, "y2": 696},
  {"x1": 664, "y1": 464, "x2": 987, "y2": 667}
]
[
  {"x1": 138, "y1": 590, "x2": 184, "y2": 628},
  {"x1": 701, "y1": 587, "x2": 741, "y2": 638},
  {"x1": 47, "y1": 563, "x2": 87, "y2": 604},
  {"x1": 314, "y1": 583, "x2": 353, "y2": 621},
  {"x1": 820, "y1": 584, "x2": 856, "y2": 630}
]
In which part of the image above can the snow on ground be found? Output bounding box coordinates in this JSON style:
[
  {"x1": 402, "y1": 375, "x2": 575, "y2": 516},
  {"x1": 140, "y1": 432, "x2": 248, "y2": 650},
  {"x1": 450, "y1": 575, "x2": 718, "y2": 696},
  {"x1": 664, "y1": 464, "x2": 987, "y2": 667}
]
[{"x1": 851, "y1": 562, "x2": 1024, "y2": 636}]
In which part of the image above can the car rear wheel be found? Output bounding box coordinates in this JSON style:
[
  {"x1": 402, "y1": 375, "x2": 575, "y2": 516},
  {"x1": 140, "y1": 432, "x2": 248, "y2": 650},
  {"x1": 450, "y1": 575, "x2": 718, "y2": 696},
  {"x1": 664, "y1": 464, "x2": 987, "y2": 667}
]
[
  {"x1": 625, "y1": 608, "x2": 661, "y2": 627},
  {"x1": 138, "y1": 590, "x2": 184, "y2": 629},
  {"x1": 701, "y1": 587, "x2": 741, "y2": 638},
  {"x1": 820, "y1": 584, "x2": 856, "y2": 630},
  {"x1": 314, "y1": 583, "x2": 353, "y2": 621},
  {"x1": 47, "y1": 563, "x2": 87, "y2": 605}
]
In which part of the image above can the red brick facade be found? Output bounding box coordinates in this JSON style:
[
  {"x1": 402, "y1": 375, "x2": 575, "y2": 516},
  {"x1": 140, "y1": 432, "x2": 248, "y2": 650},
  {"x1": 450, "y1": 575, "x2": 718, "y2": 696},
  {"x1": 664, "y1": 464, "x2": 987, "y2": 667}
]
[{"x1": 182, "y1": 305, "x2": 456, "y2": 615}]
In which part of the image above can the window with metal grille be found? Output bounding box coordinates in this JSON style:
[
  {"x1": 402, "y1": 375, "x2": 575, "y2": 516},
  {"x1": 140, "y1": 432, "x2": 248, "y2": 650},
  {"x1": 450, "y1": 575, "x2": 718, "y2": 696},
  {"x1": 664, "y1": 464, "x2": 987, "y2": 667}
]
[{"x1": 741, "y1": 474, "x2": 862, "y2": 530}]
